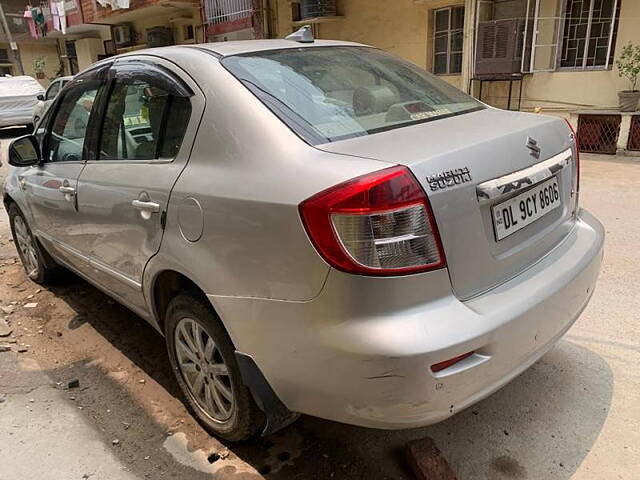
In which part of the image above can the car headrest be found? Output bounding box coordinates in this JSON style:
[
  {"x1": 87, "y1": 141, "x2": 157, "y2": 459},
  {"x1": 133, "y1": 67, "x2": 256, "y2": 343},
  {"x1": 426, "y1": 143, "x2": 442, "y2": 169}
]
[{"x1": 353, "y1": 85, "x2": 398, "y2": 116}]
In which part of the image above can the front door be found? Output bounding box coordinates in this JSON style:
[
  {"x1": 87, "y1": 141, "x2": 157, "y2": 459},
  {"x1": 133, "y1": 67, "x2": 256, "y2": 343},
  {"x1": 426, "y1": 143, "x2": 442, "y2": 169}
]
[
  {"x1": 21, "y1": 73, "x2": 105, "y2": 273},
  {"x1": 73, "y1": 57, "x2": 201, "y2": 313}
]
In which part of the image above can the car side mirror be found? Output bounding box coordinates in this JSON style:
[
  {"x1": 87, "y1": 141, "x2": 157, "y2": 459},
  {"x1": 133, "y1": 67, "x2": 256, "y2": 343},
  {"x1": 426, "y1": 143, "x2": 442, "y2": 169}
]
[
  {"x1": 37, "y1": 94, "x2": 44, "y2": 101},
  {"x1": 8, "y1": 135, "x2": 41, "y2": 167}
]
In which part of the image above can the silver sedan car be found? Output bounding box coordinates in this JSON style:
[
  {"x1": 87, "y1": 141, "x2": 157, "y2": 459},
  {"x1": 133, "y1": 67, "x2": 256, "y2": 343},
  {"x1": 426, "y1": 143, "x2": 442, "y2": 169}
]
[{"x1": 2, "y1": 37, "x2": 604, "y2": 441}]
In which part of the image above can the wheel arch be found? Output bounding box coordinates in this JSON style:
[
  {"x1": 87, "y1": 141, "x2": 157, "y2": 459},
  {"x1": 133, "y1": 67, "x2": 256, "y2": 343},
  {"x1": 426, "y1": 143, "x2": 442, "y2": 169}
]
[
  {"x1": 3, "y1": 191, "x2": 16, "y2": 210},
  {"x1": 148, "y1": 267, "x2": 297, "y2": 436},
  {"x1": 149, "y1": 268, "x2": 227, "y2": 340}
]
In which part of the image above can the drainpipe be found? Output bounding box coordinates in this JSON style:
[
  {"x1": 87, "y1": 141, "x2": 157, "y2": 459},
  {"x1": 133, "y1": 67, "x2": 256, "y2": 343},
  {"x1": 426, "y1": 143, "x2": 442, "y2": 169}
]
[
  {"x1": 0, "y1": 2, "x2": 24, "y2": 75},
  {"x1": 461, "y1": 0, "x2": 477, "y2": 94},
  {"x1": 252, "y1": 0, "x2": 265, "y2": 39}
]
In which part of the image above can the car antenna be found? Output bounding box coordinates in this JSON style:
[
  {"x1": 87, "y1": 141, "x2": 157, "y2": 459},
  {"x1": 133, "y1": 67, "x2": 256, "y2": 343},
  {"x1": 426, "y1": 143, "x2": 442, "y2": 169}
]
[{"x1": 285, "y1": 25, "x2": 314, "y2": 43}]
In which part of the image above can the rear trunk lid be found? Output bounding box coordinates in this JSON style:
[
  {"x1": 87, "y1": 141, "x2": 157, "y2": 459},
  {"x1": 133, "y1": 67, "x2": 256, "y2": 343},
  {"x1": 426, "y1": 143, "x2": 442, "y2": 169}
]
[{"x1": 318, "y1": 108, "x2": 578, "y2": 300}]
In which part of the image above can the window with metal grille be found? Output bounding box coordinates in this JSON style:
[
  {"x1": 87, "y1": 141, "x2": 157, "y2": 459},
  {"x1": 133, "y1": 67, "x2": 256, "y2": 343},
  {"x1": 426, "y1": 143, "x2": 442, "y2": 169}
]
[
  {"x1": 204, "y1": 0, "x2": 253, "y2": 26},
  {"x1": 577, "y1": 114, "x2": 620, "y2": 154},
  {"x1": 433, "y1": 6, "x2": 465, "y2": 75},
  {"x1": 559, "y1": 0, "x2": 621, "y2": 69},
  {"x1": 628, "y1": 115, "x2": 640, "y2": 152},
  {"x1": 0, "y1": 48, "x2": 12, "y2": 76}
]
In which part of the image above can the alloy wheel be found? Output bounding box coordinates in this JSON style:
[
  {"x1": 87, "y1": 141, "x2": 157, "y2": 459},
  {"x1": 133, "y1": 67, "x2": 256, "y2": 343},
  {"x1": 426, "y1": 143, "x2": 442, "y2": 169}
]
[
  {"x1": 174, "y1": 317, "x2": 234, "y2": 422},
  {"x1": 13, "y1": 216, "x2": 39, "y2": 279}
]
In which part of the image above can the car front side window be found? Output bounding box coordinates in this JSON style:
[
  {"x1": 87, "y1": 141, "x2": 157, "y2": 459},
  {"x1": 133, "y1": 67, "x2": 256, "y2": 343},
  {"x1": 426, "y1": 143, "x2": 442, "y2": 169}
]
[{"x1": 44, "y1": 81, "x2": 100, "y2": 163}]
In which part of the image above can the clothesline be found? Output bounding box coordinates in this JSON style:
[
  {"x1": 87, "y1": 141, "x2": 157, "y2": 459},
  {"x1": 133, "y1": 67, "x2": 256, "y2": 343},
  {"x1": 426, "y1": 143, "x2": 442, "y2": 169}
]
[{"x1": 23, "y1": 1, "x2": 69, "y2": 39}]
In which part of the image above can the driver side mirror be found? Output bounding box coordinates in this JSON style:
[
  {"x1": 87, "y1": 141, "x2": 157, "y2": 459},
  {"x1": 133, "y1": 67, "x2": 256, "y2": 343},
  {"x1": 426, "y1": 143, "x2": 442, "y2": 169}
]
[
  {"x1": 37, "y1": 94, "x2": 44, "y2": 101},
  {"x1": 8, "y1": 135, "x2": 41, "y2": 167}
]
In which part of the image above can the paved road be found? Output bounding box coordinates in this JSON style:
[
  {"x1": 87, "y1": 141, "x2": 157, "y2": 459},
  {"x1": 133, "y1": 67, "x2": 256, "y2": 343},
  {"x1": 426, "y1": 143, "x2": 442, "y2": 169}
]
[{"x1": 0, "y1": 128, "x2": 638, "y2": 479}]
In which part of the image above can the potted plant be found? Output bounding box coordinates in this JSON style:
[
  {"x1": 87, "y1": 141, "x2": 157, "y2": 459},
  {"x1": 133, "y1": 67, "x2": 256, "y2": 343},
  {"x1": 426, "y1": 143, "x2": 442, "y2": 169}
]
[
  {"x1": 33, "y1": 56, "x2": 46, "y2": 80},
  {"x1": 616, "y1": 43, "x2": 640, "y2": 112}
]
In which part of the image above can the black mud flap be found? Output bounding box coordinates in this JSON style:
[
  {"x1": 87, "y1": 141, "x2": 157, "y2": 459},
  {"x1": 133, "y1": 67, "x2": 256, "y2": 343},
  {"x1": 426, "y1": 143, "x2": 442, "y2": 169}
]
[{"x1": 234, "y1": 352, "x2": 299, "y2": 436}]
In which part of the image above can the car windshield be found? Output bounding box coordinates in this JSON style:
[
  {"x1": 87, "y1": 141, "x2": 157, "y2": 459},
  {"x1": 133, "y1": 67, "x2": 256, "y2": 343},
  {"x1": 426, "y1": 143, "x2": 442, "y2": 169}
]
[{"x1": 222, "y1": 46, "x2": 483, "y2": 144}]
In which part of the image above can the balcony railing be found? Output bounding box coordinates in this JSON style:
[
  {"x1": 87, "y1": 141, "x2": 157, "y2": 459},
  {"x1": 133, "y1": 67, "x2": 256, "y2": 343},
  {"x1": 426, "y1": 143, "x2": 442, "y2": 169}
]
[{"x1": 204, "y1": 0, "x2": 254, "y2": 36}]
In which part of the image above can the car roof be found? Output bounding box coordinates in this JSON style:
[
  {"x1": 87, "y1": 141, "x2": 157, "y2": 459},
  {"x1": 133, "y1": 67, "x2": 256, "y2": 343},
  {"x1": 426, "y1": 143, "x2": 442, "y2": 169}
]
[{"x1": 184, "y1": 39, "x2": 370, "y2": 57}]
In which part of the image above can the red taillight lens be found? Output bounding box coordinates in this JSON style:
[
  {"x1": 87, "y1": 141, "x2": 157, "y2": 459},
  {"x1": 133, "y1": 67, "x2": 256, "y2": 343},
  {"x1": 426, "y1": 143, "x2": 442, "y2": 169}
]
[
  {"x1": 564, "y1": 119, "x2": 580, "y2": 209},
  {"x1": 299, "y1": 166, "x2": 446, "y2": 276}
]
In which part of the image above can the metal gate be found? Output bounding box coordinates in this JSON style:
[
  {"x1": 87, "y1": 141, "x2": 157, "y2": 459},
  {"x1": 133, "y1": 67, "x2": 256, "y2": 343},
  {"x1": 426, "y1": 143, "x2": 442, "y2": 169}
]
[
  {"x1": 628, "y1": 115, "x2": 640, "y2": 152},
  {"x1": 577, "y1": 114, "x2": 621, "y2": 155}
]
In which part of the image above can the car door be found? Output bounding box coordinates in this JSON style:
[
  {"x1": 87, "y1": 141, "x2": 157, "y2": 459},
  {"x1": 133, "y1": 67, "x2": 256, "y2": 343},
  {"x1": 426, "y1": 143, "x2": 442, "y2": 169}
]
[
  {"x1": 20, "y1": 67, "x2": 109, "y2": 274},
  {"x1": 74, "y1": 57, "x2": 202, "y2": 314}
]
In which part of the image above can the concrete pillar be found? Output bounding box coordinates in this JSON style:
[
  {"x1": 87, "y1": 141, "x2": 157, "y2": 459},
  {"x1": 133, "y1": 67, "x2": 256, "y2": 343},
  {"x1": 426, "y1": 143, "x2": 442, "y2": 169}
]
[
  {"x1": 75, "y1": 38, "x2": 105, "y2": 71},
  {"x1": 618, "y1": 114, "x2": 632, "y2": 153}
]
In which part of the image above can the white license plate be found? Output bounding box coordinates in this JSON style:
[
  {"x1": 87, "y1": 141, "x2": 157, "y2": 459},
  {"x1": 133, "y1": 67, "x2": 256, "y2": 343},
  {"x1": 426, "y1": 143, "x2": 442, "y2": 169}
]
[{"x1": 492, "y1": 177, "x2": 561, "y2": 241}]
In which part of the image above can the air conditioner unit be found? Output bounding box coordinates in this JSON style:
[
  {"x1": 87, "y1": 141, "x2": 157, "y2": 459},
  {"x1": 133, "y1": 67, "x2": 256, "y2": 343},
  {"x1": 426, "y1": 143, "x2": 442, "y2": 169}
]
[
  {"x1": 113, "y1": 24, "x2": 133, "y2": 47},
  {"x1": 475, "y1": 19, "x2": 524, "y2": 77}
]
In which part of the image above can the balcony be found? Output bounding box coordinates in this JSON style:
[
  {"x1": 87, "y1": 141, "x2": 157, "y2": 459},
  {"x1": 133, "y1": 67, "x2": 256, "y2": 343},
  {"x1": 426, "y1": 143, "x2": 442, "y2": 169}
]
[{"x1": 82, "y1": 0, "x2": 201, "y2": 24}]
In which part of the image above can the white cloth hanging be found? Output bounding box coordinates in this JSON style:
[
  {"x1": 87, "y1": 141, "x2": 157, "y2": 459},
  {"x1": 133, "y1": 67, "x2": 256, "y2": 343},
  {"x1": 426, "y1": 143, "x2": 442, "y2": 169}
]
[
  {"x1": 54, "y1": 1, "x2": 66, "y2": 34},
  {"x1": 97, "y1": 0, "x2": 130, "y2": 10}
]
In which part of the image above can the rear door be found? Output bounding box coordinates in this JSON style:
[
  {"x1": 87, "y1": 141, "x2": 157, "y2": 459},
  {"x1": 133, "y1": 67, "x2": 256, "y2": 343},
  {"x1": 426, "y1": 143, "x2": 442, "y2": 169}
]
[{"x1": 73, "y1": 56, "x2": 203, "y2": 313}]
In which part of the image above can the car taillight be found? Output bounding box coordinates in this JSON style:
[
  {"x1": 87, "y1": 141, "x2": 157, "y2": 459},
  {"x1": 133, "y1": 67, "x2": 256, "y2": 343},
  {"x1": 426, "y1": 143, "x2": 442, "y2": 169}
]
[
  {"x1": 564, "y1": 119, "x2": 580, "y2": 212},
  {"x1": 299, "y1": 166, "x2": 446, "y2": 276}
]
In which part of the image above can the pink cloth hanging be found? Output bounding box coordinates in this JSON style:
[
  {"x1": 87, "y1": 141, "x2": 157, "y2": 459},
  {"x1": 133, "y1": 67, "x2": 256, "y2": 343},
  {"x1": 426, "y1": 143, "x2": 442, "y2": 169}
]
[{"x1": 23, "y1": 8, "x2": 39, "y2": 39}]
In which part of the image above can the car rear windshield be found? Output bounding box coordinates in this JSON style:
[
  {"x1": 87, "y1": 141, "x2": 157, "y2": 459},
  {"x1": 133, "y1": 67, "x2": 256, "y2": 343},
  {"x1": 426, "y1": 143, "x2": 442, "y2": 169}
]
[{"x1": 221, "y1": 46, "x2": 483, "y2": 144}]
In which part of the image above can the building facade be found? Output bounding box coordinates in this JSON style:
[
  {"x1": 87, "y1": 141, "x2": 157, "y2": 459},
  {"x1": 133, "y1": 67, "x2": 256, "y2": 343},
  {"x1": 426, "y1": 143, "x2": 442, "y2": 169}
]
[
  {"x1": 0, "y1": 0, "x2": 204, "y2": 85},
  {"x1": 1, "y1": 0, "x2": 637, "y2": 151},
  {"x1": 269, "y1": 0, "x2": 640, "y2": 153}
]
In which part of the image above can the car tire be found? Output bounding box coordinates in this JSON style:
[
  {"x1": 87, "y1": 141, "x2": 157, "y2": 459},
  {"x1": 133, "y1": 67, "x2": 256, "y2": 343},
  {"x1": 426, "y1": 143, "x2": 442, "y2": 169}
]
[
  {"x1": 8, "y1": 203, "x2": 59, "y2": 284},
  {"x1": 165, "y1": 293, "x2": 265, "y2": 441}
]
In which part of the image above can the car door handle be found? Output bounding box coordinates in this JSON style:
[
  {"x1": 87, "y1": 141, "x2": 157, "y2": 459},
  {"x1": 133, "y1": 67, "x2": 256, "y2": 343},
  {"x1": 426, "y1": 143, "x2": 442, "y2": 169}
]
[
  {"x1": 131, "y1": 200, "x2": 160, "y2": 213},
  {"x1": 59, "y1": 186, "x2": 76, "y2": 195}
]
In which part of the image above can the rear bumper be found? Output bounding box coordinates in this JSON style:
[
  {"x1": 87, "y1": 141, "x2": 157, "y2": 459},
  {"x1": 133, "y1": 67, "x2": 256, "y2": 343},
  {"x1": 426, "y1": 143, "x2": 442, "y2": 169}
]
[{"x1": 211, "y1": 209, "x2": 604, "y2": 429}]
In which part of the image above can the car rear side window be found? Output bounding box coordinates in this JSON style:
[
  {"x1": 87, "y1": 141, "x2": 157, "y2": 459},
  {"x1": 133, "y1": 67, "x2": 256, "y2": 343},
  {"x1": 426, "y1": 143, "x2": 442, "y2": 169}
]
[
  {"x1": 222, "y1": 46, "x2": 484, "y2": 144},
  {"x1": 98, "y1": 79, "x2": 191, "y2": 161}
]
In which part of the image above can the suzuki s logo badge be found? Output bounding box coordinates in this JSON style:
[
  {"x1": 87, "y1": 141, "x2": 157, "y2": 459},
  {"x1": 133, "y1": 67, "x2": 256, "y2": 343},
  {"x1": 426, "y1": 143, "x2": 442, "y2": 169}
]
[{"x1": 526, "y1": 137, "x2": 541, "y2": 159}]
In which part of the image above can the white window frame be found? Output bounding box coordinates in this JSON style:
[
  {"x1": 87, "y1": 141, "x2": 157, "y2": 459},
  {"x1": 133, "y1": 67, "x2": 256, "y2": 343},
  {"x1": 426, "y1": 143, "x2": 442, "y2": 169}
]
[
  {"x1": 529, "y1": 0, "x2": 562, "y2": 72},
  {"x1": 557, "y1": 0, "x2": 619, "y2": 71},
  {"x1": 432, "y1": 5, "x2": 465, "y2": 76},
  {"x1": 527, "y1": 0, "x2": 620, "y2": 73}
]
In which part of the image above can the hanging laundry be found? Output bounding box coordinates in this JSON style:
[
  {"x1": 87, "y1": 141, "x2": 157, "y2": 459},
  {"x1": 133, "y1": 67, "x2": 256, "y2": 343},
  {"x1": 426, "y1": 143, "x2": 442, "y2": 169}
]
[
  {"x1": 23, "y1": 8, "x2": 39, "y2": 39},
  {"x1": 54, "y1": 1, "x2": 66, "y2": 34},
  {"x1": 96, "y1": 0, "x2": 130, "y2": 10},
  {"x1": 50, "y1": 1, "x2": 61, "y2": 32},
  {"x1": 31, "y1": 7, "x2": 47, "y2": 38}
]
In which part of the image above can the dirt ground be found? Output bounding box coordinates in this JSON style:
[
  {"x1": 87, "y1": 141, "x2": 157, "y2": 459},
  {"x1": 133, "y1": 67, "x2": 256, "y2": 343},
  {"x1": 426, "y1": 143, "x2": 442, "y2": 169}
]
[{"x1": 0, "y1": 127, "x2": 638, "y2": 480}]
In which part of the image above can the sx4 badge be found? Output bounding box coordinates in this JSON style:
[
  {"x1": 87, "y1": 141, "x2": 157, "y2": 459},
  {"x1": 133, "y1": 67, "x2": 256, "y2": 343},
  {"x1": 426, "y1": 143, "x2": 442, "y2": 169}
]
[{"x1": 426, "y1": 167, "x2": 472, "y2": 191}]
